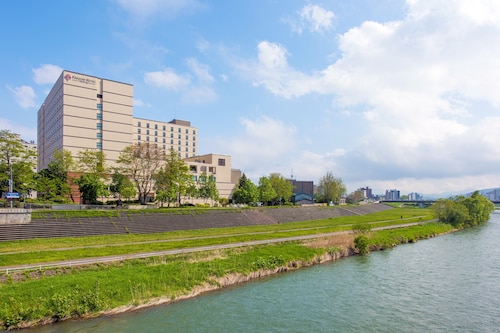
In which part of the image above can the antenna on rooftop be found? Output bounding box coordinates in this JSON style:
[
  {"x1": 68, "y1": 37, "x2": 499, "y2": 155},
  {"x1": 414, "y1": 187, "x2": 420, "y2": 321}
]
[{"x1": 291, "y1": 168, "x2": 294, "y2": 180}]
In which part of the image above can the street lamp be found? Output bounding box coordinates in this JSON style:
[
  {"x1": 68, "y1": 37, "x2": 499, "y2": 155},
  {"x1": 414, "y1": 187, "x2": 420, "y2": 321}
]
[{"x1": 9, "y1": 158, "x2": 13, "y2": 208}]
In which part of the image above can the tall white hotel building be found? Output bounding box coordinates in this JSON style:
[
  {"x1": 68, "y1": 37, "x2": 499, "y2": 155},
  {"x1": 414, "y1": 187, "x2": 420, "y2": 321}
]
[
  {"x1": 37, "y1": 70, "x2": 198, "y2": 171},
  {"x1": 37, "y1": 70, "x2": 241, "y2": 203}
]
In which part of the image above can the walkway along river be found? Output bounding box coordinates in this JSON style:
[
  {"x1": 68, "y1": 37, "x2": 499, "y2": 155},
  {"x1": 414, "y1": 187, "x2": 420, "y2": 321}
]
[{"x1": 24, "y1": 212, "x2": 500, "y2": 333}]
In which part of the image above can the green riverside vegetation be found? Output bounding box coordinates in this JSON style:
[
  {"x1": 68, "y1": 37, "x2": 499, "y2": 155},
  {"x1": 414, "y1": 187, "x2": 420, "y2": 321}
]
[{"x1": 0, "y1": 206, "x2": 481, "y2": 329}]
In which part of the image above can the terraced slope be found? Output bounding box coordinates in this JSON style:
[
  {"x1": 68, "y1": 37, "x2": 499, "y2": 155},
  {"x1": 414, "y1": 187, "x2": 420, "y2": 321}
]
[{"x1": 0, "y1": 204, "x2": 391, "y2": 241}]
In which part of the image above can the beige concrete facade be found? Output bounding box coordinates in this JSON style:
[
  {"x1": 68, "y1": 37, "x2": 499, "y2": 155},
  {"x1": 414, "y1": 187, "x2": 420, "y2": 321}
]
[
  {"x1": 134, "y1": 118, "x2": 197, "y2": 159},
  {"x1": 37, "y1": 71, "x2": 197, "y2": 171},
  {"x1": 36, "y1": 70, "x2": 239, "y2": 205},
  {"x1": 184, "y1": 154, "x2": 241, "y2": 202}
]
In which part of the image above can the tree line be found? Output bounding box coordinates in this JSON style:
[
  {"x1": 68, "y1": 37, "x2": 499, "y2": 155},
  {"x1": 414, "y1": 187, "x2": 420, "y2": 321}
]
[{"x1": 1, "y1": 129, "x2": 349, "y2": 206}]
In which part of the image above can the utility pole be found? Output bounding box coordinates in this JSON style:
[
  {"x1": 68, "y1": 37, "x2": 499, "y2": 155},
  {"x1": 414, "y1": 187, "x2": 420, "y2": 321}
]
[{"x1": 9, "y1": 158, "x2": 13, "y2": 208}]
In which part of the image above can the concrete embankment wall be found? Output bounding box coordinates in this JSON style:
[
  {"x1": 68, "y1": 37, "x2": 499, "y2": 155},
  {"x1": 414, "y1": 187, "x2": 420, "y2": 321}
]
[
  {"x1": 0, "y1": 204, "x2": 391, "y2": 242},
  {"x1": 0, "y1": 209, "x2": 31, "y2": 225}
]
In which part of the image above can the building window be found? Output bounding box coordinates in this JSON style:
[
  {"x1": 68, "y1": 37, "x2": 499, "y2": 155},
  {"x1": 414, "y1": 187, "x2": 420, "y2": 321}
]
[
  {"x1": 192, "y1": 175, "x2": 197, "y2": 181},
  {"x1": 138, "y1": 129, "x2": 141, "y2": 134},
  {"x1": 193, "y1": 148, "x2": 196, "y2": 152},
  {"x1": 186, "y1": 141, "x2": 188, "y2": 146},
  {"x1": 209, "y1": 167, "x2": 215, "y2": 173},
  {"x1": 163, "y1": 132, "x2": 166, "y2": 137},
  {"x1": 163, "y1": 125, "x2": 166, "y2": 130},
  {"x1": 96, "y1": 113, "x2": 102, "y2": 120},
  {"x1": 170, "y1": 133, "x2": 173, "y2": 138},
  {"x1": 178, "y1": 134, "x2": 181, "y2": 139},
  {"x1": 155, "y1": 137, "x2": 158, "y2": 142},
  {"x1": 146, "y1": 123, "x2": 150, "y2": 128},
  {"x1": 185, "y1": 147, "x2": 188, "y2": 151},
  {"x1": 162, "y1": 138, "x2": 166, "y2": 143},
  {"x1": 193, "y1": 130, "x2": 196, "y2": 135},
  {"x1": 193, "y1": 142, "x2": 195, "y2": 146},
  {"x1": 171, "y1": 127, "x2": 174, "y2": 131},
  {"x1": 178, "y1": 140, "x2": 181, "y2": 145},
  {"x1": 186, "y1": 135, "x2": 189, "y2": 140},
  {"x1": 96, "y1": 104, "x2": 102, "y2": 110},
  {"x1": 146, "y1": 136, "x2": 150, "y2": 141},
  {"x1": 190, "y1": 165, "x2": 197, "y2": 172},
  {"x1": 138, "y1": 121, "x2": 141, "y2": 127},
  {"x1": 146, "y1": 130, "x2": 150, "y2": 135},
  {"x1": 97, "y1": 123, "x2": 102, "y2": 130},
  {"x1": 155, "y1": 124, "x2": 158, "y2": 129},
  {"x1": 178, "y1": 128, "x2": 181, "y2": 132},
  {"x1": 218, "y1": 158, "x2": 225, "y2": 166},
  {"x1": 97, "y1": 94, "x2": 102, "y2": 98},
  {"x1": 155, "y1": 131, "x2": 158, "y2": 136},
  {"x1": 96, "y1": 142, "x2": 102, "y2": 149},
  {"x1": 97, "y1": 132, "x2": 102, "y2": 139},
  {"x1": 186, "y1": 129, "x2": 188, "y2": 133},
  {"x1": 163, "y1": 144, "x2": 166, "y2": 150},
  {"x1": 170, "y1": 139, "x2": 173, "y2": 144},
  {"x1": 138, "y1": 135, "x2": 141, "y2": 141}
]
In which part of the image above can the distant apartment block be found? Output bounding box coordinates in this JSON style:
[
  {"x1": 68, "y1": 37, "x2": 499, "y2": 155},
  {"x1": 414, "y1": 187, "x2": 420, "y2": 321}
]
[
  {"x1": 408, "y1": 192, "x2": 423, "y2": 201},
  {"x1": 358, "y1": 186, "x2": 373, "y2": 199},
  {"x1": 484, "y1": 188, "x2": 500, "y2": 201},
  {"x1": 385, "y1": 189, "x2": 400, "y2": 201},
  {"x1": 37, "y1": 70, "x2": 198, "y2": 171}
]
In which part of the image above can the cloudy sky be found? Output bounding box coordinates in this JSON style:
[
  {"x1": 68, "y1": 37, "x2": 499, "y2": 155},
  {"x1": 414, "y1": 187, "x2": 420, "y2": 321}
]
[{"x1": 1, "y1": 0, "x2": 499, "y2": 197}]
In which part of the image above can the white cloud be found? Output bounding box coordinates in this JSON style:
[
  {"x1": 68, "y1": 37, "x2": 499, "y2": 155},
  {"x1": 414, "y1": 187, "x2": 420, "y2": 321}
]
[
  {"x1": 32, "y1": 64, "x2": 62, "y2": 85},
  {"x1": 186, "y1": 58, "x2": 214, "y2": 83},
  {"x1": 210, "y1": 116, "x2": 297, "y2": 179},
  {"x1": 299, "y1": 4, "x2": 335, "y2": 32},
  {"x1": 144, "y1": 68, "x2": 190, "y2": 91},
  {"x1": 238, "y1": 0, "x2": 500, "y2": 194},
  {"x1": 145, "y1": 59, "x2": 218, "y2": 104},
  {"x1": 134, "y1": 99, "x2": 152, "y2": 107},
  {"x1": 286, "y1": 4, "x2": 335, "y2": 34},
  {"x1": 0, "y1": 118, "x2": 37, "y2": 141},
  {"x1": 7, "y1": 85, "x2": 37, "y2": 108}
]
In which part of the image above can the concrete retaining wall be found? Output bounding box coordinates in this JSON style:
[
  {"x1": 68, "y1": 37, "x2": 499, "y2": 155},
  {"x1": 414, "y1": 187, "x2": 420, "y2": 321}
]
[{"x1": 0, "y1": 209, "x2": 31, "y2": 224}]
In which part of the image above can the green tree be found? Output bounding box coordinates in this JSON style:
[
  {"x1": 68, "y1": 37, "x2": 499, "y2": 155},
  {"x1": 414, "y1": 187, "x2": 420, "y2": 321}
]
[
  {"x1": 268, "y1": 173, "x2": 293, "y2": 205},
  {"x1": 258, "y1": 176, "x2": 276, "y2": 205},
  {"x1": 109, "y1": 171, "x2": 136, "y2": 202},
  {"x1": 75, "y1": 149, "x2": 108, "y2": 204},
  {"x1": 198, "y1": 173, "x2": 219, "y2": 205},
  {"x1": 117, "y1": 143, "x2": 164, "y2": 204},
  {"x1": 0, "y1": 130, "x2": 37, "y2": 197},
  {"x1": 36, "y1": 149, "x2": 74, "y2": 202},
  {"x1": 232, "y1": 174, "x2": 258, "y2": 204},
  {"x1": 154, "y1": 149, "x2": 193, "y2": 207},
  {"x1": 77, "y1": 149, "x2": 106, "y2": 175},
  {"x1": 458, "y1": 191, "x2": 495, "y2": 226},
  {"x1": 317, "y1": 171, "x2": 346, "y2": 204},
  {"x1": 433, "y1": 191, "x2": 494, "y2": 227},
  {"x1": 75, "y1": 173, "x2": 107, "y2": 204}
]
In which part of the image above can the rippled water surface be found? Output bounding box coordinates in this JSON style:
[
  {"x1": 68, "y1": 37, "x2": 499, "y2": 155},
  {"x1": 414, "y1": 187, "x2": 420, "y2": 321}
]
[{"x1": 26, "y1": 213, "x2": 500, "y2": 333}]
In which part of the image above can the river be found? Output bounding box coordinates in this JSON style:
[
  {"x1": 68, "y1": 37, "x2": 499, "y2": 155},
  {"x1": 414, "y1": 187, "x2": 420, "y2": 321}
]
[{"x1": 25, "y1": 212, "x2": 500, "y2": 332}]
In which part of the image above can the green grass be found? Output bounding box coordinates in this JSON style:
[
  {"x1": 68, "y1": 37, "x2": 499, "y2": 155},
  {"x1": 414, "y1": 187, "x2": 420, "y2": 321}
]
[
  {"x1": 0, "y1": 208, "x2": 433, "y2": 267},
  {"x1": 0, "y1": 243, "x2": 323, "y2": 328},
  {"x1": 356, "y1": 222, "x2": 454, "y2": 252}
]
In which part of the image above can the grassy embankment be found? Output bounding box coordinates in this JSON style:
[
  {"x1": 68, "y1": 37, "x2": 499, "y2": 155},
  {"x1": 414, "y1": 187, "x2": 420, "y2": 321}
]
[{"x1": 0, "y1": 207, "x2": 452, "y2": 329}]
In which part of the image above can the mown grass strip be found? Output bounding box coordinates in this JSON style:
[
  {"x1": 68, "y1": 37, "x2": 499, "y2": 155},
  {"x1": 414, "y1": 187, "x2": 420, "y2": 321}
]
[
  {"x1": 2, "y1": 208, "x2": 432, "y2": 254},
  {"x1": 0, "y1": 243, "x2": 323, "y2": 329}
]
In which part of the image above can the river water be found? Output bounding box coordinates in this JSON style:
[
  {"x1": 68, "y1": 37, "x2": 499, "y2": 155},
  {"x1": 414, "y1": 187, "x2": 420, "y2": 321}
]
[{"x1": 26, "y1": 212, "x2": 500, "y2": 333}]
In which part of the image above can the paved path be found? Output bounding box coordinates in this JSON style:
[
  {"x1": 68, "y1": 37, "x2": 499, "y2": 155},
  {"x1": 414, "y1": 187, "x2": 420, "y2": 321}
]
[{"x1": 1, "y1": 222, "x2": 424, "y2": 274}]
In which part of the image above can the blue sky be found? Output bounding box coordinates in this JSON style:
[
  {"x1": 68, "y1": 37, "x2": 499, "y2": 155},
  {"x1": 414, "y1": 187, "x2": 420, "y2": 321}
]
[{"x1": 1, "y1": 0, "x2": 500, "y2": 197}]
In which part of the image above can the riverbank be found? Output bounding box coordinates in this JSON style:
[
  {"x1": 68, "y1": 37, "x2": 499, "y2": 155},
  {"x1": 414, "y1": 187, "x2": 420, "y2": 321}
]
[{"x1": 1, "y1": 221, "x2": 454, "y2": 330}]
